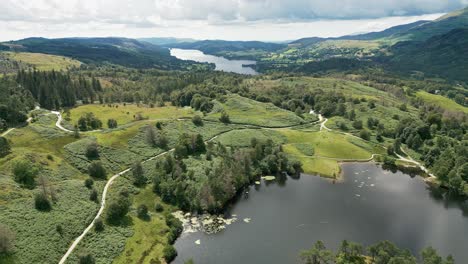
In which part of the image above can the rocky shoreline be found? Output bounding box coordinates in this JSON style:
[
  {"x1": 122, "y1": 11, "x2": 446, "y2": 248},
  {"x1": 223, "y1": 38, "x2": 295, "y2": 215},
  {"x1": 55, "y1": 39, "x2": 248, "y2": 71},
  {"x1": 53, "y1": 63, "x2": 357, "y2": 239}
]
[{"x1": 172, "y1": 211, "x2": 239, "y2": 235}]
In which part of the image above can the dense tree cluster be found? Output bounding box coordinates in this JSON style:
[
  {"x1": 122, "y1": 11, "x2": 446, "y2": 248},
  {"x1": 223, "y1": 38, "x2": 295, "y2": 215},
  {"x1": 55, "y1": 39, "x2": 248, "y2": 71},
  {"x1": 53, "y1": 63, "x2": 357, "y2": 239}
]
[
  {"x1": 173, "y1": 133, "x2": 206, "y2": 159},
  {"x1": 389, "y1": 107, "x2": 468, "y2": 196},
  {"x1": 145, "y1": 126, "x2": 168, "y2": 149},
  {"x1": 105, "y1": 191, "x2": 130, "y2": 224},
  {"x1": 78, "y1": 113, "x2": 103, "y2": 131},
  {"x1": 300, "y1": 240, "x2": 454, "y2": 264},
  {"x1": 16, "y1": 70, "x2": 102, "y2": 109},
  {"x1": 153, "y1": 136, "x2": 301, "y2": 212},
  {"x1": 0, "y1": 77, "x2": 34, "y2": 128}
]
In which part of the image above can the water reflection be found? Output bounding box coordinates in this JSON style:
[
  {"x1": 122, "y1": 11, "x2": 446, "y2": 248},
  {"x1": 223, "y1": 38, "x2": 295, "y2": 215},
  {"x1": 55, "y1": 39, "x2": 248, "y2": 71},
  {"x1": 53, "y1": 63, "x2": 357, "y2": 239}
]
[
  {"x1": 170, "y1": 48, "x2": 259, "y2": 75},
  {"x1": 174, "y1": 163, "x2": 468, "y2": 264}
]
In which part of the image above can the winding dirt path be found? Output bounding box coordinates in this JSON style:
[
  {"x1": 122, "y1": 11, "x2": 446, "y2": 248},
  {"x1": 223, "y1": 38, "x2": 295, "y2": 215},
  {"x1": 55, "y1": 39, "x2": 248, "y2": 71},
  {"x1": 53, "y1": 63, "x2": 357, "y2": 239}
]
[
  {"x1": 1, "y1": 117, "x2": 33, "y2": 137},
  {"x1": 316, "y1": 113, "x2": 435, "y2": 179},
  {"x1": 57, "y1": 110, "x2": 435, "y2": 263},
  {"x1": 58, "y1": 129, "x2": 222, "y2": 264},
  {"x1": 318, "y1": 114, "x2": 331, "y2": 131},
  {"x1": 51, "y1": 111, "x2": 74, "y2": 133},
  {"x1": 395, "y1": 149, "x2": 436, "y2": 179}
]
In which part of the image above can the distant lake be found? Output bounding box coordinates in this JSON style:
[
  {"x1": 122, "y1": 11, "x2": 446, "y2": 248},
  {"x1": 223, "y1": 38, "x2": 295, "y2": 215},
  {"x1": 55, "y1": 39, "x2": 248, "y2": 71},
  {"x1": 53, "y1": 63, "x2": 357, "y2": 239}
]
[
  {"x1": 174, "y1": 163, "x2": 468, "y2": 264},
  {"x1": 170, "y1": 48, "x2": 258, "y2": 75}
]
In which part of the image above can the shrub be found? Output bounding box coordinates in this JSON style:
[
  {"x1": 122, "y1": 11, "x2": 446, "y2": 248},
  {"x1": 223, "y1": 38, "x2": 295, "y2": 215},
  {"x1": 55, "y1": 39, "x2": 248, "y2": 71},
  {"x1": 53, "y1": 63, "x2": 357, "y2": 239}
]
[
  {"x1": 146, "y1": 126, "x2": 168, "y2": 149},
  {"x1": 219, "y1": 111, "x2": 230, "y2": 124},
  {"x1": 56, "y1": 225, "x2": 63, "y2": 236},
  {"x1": 94, "y1": 218, "x2": 104, "y2": 232},
  {"x1": 155, "y1": 203, "x2": 164, "y2": 212},
  {"x1": 132, "y1": 162, "x2": 146, "y2": 186},
  {"x1": 0, "y1": 136, "x2": 11, "y2": 157},
  {"x1": 0, "y1": 118, "x2": 6, "y2": 132},
  {"x1": 12, "y1": 160, "x2": 39, "y2": 189},
  {"x1": 376, "y1": 133, "x2": 384, "y2": 142},
  {"x1": 79, "y1": 253, "x2": 95, "y2": 264},
  {"x1": 88, "y1": 161, "x2": 107, "y2": 179},
  {"x1": 383, "y1": 155, "x2": 396, "y2": 166},
  {"x1": 34, "y1": 192, "x2": 51, "y2": 211},
  {"x1": 359, "y1": 130, "x2": 371, "y2": 140},
  {"x1": 386, "y1": 145, "x2": 395, "y2": 155},
  {"x1": 0, "y1": 224, "x2": 15, "y2": 254},
  {"x1": 106, "y1": 195, "x2": 130, "y2": 224},
  {"x1": 107, "y1": 119, "x2": 118, "y2": 129},
  {"x1": 399, "y1": 103, "x2": 408, "y2": 111},
  {"x1": 137, "y1": 204, "x2": 149, "y2": 219},
  {"x1": 84, "y1": 178, "x2": 94, "y2": 189},
  {"x1": 192, "y1": 115, "x2": 204, "y2": 126},
  {"x1": 352, "y1": 120, "x2": 363, "y2": 130},
  {"x1": 85, "y1": 142, "x2": 99, "y2": 159},
  {"x1": 74, "y1": 126, "x2": 80, "y2": 139},
  {"x1": 90, "y1": 188, "x2": 98, "y2": 202},
  {"x1": 163, "y1": 245, "x2": 177, "y2": 262},
  {"x1": 155, "y1": 121, "x2": 162, "y2": 130}
]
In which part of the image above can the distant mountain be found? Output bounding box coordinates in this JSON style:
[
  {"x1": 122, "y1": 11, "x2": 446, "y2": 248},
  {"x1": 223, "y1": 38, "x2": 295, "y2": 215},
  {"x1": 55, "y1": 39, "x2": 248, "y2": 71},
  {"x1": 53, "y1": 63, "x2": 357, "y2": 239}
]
[
  {"x1": 340, "y1": 20, "x2": 431, "y2": 41},
  {"x1": 384, "y1": 7, "x2": 468, "y2": 42},
  {"x1": 289, "y1": 37, "x2": 325, "y2": 47},
  {"x1": 288, "y1": 21, "x2": 431, "y2": 47},
  {"x1": 139, "y1": 37, "x2": 197, "y2": 46},
  {"x1": 290, "y1": 7, "x2": 468, "y2": 47},
  {"x1": 166, "y1": 40, "x2": 286, "y2": 54},
  {"x1": 2, "y1": 37, "x2": 181, "y2": 69},
  {"x1": 388, "y1": 28, "x2": 468, "y2": 82}
]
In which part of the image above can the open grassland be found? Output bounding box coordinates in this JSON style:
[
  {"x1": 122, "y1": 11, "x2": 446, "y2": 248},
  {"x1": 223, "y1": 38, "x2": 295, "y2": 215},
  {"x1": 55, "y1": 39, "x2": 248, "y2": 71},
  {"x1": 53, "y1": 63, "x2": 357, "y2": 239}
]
[
  {"x1": 91, "y1": 121, "x2": 153, "y2": 149},
  {"x1": 205, "y1": 94, "x2": 307, "y2": 127},
  {"x1": 316, "y1": 40, "x2": 380, "y2": 50},
  {"x1": 246, "y1": 76, "x2": 399, "y2": 103},
  {"x1": 280, "y1": 130, "x2": 377, "y2": 177},
  {"x1": 214, "y1": 129, "x2": 287, "y2": 147},
  {"x1": 67, "y1": 104, "x2": 197, "y2": 128},
  {"x1": 281, "y1": 130, "x2": 372, "y2": 159},
  {"x1": 4, "y1": 52, "x2": 81, "y2": 71},
  {"x1": 415, "y1": 91, "x2": 468, "y2": 113}
]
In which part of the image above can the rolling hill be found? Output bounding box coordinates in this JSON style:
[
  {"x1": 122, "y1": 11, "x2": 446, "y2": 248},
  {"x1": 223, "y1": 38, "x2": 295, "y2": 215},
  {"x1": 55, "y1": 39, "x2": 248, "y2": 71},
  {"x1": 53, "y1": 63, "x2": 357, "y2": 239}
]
[
  {"x1": 389, "y1": 28, "x2": 468, "y2": 82},
  {"x1": 1, "y1": 37, "x2": 183, "y2": 69},
  {"x1": 166, "y1": 40, "x2": 287, "y2": 59}
]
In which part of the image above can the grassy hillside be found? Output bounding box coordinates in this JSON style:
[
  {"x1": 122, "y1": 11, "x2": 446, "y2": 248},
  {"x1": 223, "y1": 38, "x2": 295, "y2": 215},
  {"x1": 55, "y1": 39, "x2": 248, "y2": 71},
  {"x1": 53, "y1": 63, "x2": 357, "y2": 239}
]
[
  {"x1": 3, "y1": 52, "x2": 81, "y2": 71},
  {"x1": 205, "y1": 94, "x2": 310, "y2": 127},
  {"x1": 416, "y1": 91, "x2": 468, "y2": 113},
  {"x1": 2, "y1": 37, "x2": 184, "y2": 69},
  {"x1": 65, "y1": 104, "x2": 197, "y2": 129},
  {"x1": 389, "y1": 28, "x2": 468, "y2": 82},
  {"x1": 384, "y1": 7, "x2": 468, "y2": 42},
  {"x1": 281, "y1": 129, "x2": 383, "y2": 177}
]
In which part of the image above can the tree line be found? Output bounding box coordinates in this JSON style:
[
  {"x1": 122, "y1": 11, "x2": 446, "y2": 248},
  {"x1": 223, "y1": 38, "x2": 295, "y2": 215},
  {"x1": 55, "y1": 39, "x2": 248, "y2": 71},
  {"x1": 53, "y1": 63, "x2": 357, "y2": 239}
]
[{"x1": 300, "y1": 240, "x2": 454, "y2": 264}]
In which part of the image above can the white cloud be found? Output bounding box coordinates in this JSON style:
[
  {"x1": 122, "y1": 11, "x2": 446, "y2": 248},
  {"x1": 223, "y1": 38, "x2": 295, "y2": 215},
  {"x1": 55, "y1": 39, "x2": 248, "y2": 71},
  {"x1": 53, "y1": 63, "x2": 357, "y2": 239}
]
[{"x1": 0, "y1": 0, "x2": 465, "y2": 41}]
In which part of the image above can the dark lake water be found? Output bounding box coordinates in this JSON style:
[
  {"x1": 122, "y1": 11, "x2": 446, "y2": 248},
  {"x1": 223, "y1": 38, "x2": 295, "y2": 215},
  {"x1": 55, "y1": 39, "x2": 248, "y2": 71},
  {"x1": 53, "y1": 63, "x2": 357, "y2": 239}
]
[
  {"x1": 174, "y1": 163, "x2": 468, "y2": 264},
  {"x1": 170, "y1": 48, "x2": 258, "y2": 75}
]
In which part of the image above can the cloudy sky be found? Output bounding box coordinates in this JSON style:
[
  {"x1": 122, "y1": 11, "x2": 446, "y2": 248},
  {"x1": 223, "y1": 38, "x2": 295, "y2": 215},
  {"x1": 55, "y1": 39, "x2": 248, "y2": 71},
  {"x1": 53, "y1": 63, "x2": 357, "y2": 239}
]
[{"x1": 1, "y1": 0, "x2": 466, "y2": 41}]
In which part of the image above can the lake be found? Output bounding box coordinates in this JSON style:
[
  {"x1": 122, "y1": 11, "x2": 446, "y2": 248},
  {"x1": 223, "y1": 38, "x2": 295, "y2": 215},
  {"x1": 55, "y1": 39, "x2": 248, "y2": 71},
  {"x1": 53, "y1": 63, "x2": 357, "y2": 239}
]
[
  {"x1": 174, "y1": 163, "x2": 468, "y2": 263},
  {"x1": 170, "y1": 48, "x2": 259, "y2": 75}
]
